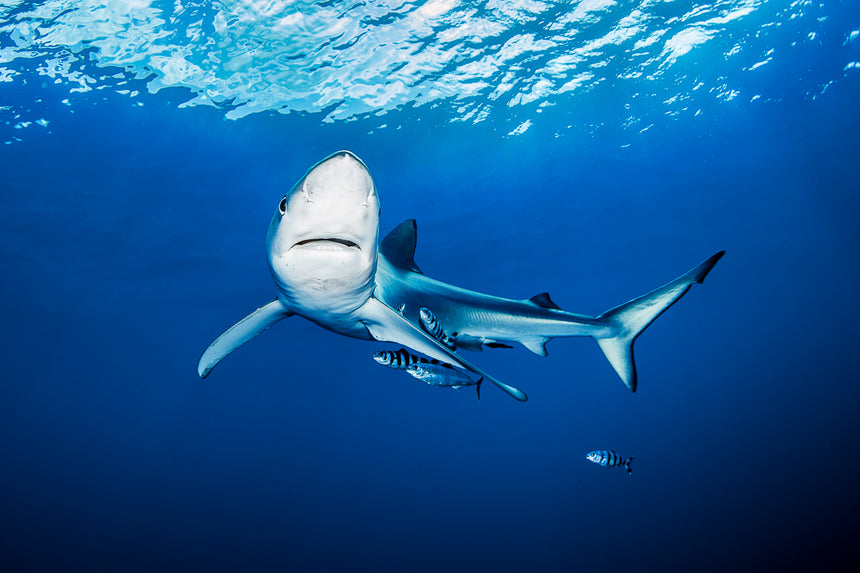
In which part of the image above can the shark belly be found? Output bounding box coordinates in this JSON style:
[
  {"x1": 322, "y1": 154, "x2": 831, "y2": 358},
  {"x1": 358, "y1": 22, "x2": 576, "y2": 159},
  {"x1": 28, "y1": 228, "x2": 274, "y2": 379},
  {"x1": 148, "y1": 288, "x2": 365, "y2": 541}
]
[
  {"x1": 273, "y1": 281, "x2": 376, "y2": 341},
  {"x1": 287, "y1": 303, "x2": 375, "y2": 341}
]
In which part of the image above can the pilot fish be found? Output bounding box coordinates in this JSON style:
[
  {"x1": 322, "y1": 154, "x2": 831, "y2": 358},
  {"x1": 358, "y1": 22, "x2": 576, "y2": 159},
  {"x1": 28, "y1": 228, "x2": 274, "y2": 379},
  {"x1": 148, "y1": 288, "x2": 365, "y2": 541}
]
[
  {"x1": 406, "y1": 362, "x2": 483, "y2": 398},
  {"x1": 373, "y1": 347, "x2": 443, "y2": 369},
  {"x1": 419, "y1": 307, "x2": 456, "y2": 350},
  {"x1": 586, "y1": 450, "x2": 633, "y2": 475}
]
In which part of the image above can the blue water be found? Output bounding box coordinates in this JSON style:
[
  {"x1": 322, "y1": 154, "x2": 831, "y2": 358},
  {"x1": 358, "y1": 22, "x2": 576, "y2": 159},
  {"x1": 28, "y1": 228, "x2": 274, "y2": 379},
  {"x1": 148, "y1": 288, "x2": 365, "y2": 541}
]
[{"x1": 2, "y1": 1, "x2": 859, "y2": 571}]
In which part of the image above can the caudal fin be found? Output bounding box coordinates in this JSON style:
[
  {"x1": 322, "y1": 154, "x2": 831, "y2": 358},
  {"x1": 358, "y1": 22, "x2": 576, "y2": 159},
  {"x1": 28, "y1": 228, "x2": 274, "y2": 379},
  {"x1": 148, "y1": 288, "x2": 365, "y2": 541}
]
[
  {"x1": 625, "y1": 457, "x2": 633, "y2": 475},
  {"x1": 594, "y1": 251, "x2": 724, "y2": 392}
]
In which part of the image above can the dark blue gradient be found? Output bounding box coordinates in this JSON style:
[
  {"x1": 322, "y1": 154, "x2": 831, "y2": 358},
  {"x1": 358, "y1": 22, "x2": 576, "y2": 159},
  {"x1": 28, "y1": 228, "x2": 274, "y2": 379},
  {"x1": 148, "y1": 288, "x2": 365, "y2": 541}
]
[{"x1": 2, "y1": 22, "x2": 860, "y2": 573}]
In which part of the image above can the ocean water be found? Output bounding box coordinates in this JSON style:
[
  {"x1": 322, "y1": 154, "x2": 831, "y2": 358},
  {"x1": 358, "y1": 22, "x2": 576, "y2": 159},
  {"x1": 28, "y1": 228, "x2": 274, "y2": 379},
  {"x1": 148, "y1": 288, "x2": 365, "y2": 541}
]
[{"x1": 1, "y1": 0, "x2": 859, "y2": 571}]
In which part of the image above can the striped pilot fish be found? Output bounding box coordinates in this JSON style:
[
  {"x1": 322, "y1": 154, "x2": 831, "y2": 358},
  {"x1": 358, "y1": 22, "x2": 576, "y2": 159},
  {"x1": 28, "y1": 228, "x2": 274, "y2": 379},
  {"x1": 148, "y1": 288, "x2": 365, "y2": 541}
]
[
  {"x1": 406, "y1": 362, "x2": 483, "y2": 399},
  {"x1": 372, "y1": 347, "x2": 443, "y2": 369},
  {"x1": 586, "y1": 450, "x2": 633, "y2": 475},
  {"x1": 419, "y1": 307, "x2": 456, "y2": 350}
]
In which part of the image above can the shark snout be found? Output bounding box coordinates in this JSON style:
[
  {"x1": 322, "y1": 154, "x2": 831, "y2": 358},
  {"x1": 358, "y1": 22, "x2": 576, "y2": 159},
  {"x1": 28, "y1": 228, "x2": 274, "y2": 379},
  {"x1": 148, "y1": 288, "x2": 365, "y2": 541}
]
[
  {"x1": 329, "y1": 150, "x2": 365, "y2": 166},
  {"x1": 299, "y1": 151, "x2": 374, "y2": 205}
]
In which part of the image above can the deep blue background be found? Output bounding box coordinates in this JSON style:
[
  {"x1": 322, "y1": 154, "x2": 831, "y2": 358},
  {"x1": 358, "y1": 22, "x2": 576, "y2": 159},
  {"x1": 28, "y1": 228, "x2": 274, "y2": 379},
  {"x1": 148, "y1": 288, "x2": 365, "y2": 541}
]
[{"x1": 2, "y1": 26, "x2": 860, "y2": 573}]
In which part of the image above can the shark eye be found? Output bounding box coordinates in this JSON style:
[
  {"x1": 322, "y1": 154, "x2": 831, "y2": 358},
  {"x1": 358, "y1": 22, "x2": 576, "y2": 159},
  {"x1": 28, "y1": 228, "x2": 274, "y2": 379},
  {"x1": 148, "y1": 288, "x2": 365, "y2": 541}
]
[{"x1": 278, "y1": 196, "x2": 286, "y2": 215}]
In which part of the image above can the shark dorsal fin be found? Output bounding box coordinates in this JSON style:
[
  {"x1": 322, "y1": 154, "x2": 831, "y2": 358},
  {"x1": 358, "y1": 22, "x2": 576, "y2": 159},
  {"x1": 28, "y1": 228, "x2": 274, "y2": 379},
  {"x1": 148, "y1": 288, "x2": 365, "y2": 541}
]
[
  {"x1": 528, "y1": 292, "x2": 560, "y2": 310},
  {"x1": 380, "y1": 219, "x2": 423, "y2": 274}
]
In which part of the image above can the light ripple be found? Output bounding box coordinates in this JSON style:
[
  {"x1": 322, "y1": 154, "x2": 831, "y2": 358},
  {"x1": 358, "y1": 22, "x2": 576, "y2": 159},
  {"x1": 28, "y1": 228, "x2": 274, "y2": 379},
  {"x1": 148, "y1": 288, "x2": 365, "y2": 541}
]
[{"x1": 0, "y1": 0, "x2": 847, "y2": 131}]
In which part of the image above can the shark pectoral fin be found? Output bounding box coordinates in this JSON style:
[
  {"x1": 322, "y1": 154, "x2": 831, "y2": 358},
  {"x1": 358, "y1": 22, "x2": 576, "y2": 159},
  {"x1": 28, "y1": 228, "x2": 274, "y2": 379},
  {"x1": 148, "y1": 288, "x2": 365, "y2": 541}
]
[
  {"x1": 198, "y1": 299, "x2": 293, "y2": 378},
  {"x1": 361, "y1": 297, "x2": 528, "y2": 402}
]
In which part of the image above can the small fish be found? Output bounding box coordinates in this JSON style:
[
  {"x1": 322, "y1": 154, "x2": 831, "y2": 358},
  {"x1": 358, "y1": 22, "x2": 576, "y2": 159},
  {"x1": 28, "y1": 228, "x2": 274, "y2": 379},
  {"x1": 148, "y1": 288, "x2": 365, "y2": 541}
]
[
  {"x1": 373, "y1": 347, "x2": 442, "y2": 369},
  {"x1": 406, "y1": 362, "x2": 483, "y2": 399},
  {"x1": 586, "y1": 450, "x2": 633, "y2": 475},
  {"x1": 419, "y1": 307, "x2": 456, "y2": 350}
]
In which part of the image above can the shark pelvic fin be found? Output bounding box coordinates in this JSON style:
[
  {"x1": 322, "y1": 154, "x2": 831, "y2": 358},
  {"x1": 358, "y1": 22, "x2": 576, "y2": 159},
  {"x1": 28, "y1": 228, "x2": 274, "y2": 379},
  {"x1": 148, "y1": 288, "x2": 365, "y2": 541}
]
[
  {"x1": 198, "y1": 299, "x2": 293, "y2": 378},
  {"x1": 593, "y1": 251, "x2": 725, "y2": 392},
  {"x1": 361, "y1": 296, "x2": 527, "y2": 402},
  {"x1": 380, "y1": 219, "x2": 423, "y2": 274},
  {"x1": 521, "y1": 336, "x2": 551, "y2": 357}
]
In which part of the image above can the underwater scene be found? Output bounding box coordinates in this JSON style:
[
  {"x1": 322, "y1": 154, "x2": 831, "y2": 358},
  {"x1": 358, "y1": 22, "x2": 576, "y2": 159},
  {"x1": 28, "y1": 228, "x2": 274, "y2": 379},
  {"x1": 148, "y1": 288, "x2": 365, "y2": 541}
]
[{"x1": 1, "y1": 0, "x2": 859, "y2": 571}]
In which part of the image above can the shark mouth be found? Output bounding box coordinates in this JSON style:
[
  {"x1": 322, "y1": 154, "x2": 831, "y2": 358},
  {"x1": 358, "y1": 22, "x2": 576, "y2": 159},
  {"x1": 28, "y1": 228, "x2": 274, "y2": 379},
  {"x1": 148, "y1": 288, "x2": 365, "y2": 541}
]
[{"x1": 292, "y1": 238, "x2": 361, "y2": 251}]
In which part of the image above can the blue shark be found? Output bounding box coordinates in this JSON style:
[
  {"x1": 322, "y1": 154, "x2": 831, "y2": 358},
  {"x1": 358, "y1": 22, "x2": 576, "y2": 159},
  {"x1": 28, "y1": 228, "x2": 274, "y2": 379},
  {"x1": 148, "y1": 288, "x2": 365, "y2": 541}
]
[{"x1": 198, "y1": 151, "x2": 724, "y2": 401}]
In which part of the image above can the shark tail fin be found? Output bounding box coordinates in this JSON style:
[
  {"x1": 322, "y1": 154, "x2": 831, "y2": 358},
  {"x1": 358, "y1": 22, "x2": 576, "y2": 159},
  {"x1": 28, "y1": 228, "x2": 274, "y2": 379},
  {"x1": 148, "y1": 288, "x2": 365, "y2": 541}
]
[{"x1": 593, "y1": 251, "x2": 724, "y2": 392}]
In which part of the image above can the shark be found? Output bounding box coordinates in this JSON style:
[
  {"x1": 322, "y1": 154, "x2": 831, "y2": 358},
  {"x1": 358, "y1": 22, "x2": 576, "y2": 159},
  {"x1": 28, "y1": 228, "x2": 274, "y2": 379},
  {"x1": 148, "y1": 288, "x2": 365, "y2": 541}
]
[{"x1": 198, "y1": 150, "x2": 724, "y2": 401}]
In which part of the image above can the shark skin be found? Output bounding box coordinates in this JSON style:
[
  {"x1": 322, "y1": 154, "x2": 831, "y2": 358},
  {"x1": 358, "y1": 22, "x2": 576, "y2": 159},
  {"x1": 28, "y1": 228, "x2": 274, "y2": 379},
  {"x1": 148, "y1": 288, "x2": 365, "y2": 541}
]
[{"x1": 198, "y1": 150, "x2": 724, "y2": 402}]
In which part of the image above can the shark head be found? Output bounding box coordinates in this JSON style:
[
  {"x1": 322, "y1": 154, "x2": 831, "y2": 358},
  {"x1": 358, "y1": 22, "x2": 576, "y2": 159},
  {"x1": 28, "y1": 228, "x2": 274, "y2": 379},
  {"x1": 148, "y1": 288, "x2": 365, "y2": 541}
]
[{"x1": 267, "y1": 151, "x2": 380, "y2": 317}]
